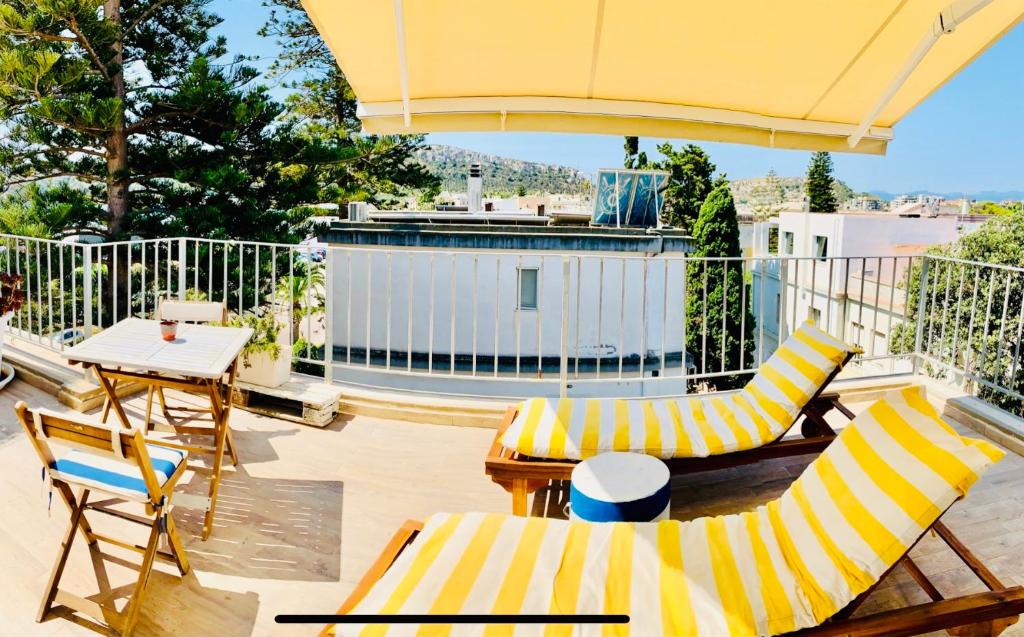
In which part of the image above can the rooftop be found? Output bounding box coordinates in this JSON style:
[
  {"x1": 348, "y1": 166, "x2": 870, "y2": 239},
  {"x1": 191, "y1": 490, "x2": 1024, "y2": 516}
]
[
  {"x1": 2, "y1": 373, "x2": 1022, "y2": 636},
  {"x1": 321, "y1": 220, "x2": 694, "y2": 253}
]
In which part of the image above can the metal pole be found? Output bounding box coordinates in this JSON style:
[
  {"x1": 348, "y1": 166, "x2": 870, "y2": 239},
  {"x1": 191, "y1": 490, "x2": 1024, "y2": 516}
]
[
  {"x1": 178, "y1": 237, "x2": 187, "y2": 300},
  {"x1": 912, "y1": 256, "x2": 931, "y2": 375},
  {"x1": 559, "y1": 257, "x2": 570, "y2": 398},
  {"x1": 324, "y1": 246, "x2": 334, "y2": 383},
  {"x1": 83, "y1": 245, "x2": 93, "y2": 339}
]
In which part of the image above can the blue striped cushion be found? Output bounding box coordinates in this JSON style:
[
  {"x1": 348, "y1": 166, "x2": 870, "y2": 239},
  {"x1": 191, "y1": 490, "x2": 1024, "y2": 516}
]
[{"x1": 52, "y1": 444, "x2": 186, "y2": 500}]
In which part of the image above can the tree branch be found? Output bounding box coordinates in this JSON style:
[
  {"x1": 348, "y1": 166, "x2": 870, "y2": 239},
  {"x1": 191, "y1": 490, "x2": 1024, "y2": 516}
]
[
  {"x1": 11, "y1": 29, "x2": 78, "y2": 43},
  {"x1": 124, "y1": 0, "x2": 174, "y2": 34},
  {"x1": 66, "y1": 16, "x2": 111, "y2": 81},
  {"x1": 6, "y1": 171, "x2": 95, "y2": 186},
  {"x1": 35, "y1": 145, "x2": 107, "y2": 158}
]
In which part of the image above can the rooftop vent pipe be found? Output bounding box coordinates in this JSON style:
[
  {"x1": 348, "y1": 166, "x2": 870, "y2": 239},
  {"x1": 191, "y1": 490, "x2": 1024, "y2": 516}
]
[{"x1": 467, "y1": 163, "x2": 483, "y2": 213}]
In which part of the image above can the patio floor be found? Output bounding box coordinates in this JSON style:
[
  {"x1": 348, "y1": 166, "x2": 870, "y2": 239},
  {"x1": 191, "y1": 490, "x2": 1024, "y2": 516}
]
[{"x1": 0, "y1": 378, "x2": 1021, "y2": 636}]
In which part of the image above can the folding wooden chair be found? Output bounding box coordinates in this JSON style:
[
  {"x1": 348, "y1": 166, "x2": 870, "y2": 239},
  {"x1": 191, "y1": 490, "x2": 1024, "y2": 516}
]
[{"x1": 16, "y1": 402, "x2": 190, "y2": 637}]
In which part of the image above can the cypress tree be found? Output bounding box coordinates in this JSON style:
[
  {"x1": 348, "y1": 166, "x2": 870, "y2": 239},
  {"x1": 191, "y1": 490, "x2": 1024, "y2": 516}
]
[
  {"x1": 805, "y1": 151, "x2": 838, "y2": 212},
  {"x1": 685, "y1": 184, "x2": 756, "y2": 389},
  {"x1": 654, "y1": 143, "x2": 719, "y2": 232}
]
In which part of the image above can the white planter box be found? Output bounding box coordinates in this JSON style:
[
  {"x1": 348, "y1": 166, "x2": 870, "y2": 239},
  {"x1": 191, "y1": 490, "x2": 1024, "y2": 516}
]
[
  {"x1": 235, "y1": 316, "x2": 291, "y2": 388},
  {"x1": 237, "y1": 350, "x2": 291, "y2": 388}
]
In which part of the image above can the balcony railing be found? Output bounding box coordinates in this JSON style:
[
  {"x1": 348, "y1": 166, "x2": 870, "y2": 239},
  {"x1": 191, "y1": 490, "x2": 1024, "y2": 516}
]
[{"x1": 2, "y1": 233, "x2": 1021, "y2": 411}]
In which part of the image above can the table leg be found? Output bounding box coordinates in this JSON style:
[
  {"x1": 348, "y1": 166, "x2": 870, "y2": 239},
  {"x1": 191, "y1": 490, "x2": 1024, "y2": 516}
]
[
  {"x1": 222, "y1": 362, "x2": 239, "y2": 467},
  {"x1": 92, "y1": 365, "x2": 133, "y2": 430},
  {"x1": 144, "y1": 386, "x2": 155, "y2": 431},
  {"x1": 201, "y1": 386, "x2": 228, "y2": 541},
  {"x1": 100, "y1": 382, "x2": 117, "y2": 424}
]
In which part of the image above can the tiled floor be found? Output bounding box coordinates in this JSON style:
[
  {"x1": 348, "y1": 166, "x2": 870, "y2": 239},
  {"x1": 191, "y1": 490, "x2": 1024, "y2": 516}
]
[{"x1": 0, "y1": 381, "x2": 1020, "y2": 636}]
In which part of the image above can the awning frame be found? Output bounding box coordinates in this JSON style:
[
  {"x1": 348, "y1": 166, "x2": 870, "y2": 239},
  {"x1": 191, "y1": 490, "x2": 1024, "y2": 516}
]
[
  {"x1": 848, "y1": 0, "x2": 994, "y2": 147},
  {"x1": 357, "y1": 96, "x2": 896, "y2": 145}
]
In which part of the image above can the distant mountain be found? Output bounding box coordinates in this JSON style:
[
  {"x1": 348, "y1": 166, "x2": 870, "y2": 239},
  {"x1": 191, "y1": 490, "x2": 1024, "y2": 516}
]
[
  {"x1": 415, "y1": 145, "x2": 591, "y2": 196},
  {"x1": 868, "y1": 189, "x2": 1024, "y2": 202}
]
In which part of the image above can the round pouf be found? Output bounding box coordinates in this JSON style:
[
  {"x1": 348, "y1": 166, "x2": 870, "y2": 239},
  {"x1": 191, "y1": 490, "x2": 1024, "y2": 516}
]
[{"x1": 569, "y1": 452, "x2": 670, "y2": 522}]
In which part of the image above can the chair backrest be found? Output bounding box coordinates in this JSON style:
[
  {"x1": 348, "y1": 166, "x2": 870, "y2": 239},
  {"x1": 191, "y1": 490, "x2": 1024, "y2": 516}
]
[
  {"x1": 735, "y1": 320, "x2": 859, "y2": 430},
  {"x1": 158, "y1": 299, "x2": 227, "y2": 323},
  {"x1": 768, "y1": 385, "x2": 1003, "y2": 623},
  {"x1": 14, "y1": 402, "x2": 164, "y2": 505}
]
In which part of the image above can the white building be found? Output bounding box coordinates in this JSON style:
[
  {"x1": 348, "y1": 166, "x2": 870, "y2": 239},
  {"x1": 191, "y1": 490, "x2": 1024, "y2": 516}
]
[
  {"x1": 751, "y1": 211, "x2": 984, "y2": 372},
  {"x1": 321, "y1": 215, "x2": 694, "y2": 397},
  {"x1": 889, "y1": 193, "x2": 945, "y2": 215}
]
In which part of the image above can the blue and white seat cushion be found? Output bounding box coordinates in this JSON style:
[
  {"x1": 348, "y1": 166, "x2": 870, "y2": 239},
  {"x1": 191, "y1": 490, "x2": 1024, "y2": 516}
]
[{"x1": 50, "y1": 445, "x2": 187, "y2": 501}]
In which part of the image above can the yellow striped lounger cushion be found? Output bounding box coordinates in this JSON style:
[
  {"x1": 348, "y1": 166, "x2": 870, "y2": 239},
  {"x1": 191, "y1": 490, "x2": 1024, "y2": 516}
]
[
  {"x1": 334, "y1": 386, "x2": 1002, "y2": 637},
  {"x1": 500, "y1": 321, "x2": 858, "y2": 460}
]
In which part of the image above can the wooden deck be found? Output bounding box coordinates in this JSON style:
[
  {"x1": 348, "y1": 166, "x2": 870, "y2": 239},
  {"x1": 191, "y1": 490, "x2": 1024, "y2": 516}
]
[{"x1": 0, "y1": 379, "x2": 1021, "y2": 636}]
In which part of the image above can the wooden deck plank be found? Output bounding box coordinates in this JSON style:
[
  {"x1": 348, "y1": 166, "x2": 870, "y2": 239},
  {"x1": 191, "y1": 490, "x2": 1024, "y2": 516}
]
[{"x1": 0, "y1": 379, "x2": 1021, "y2": 636}]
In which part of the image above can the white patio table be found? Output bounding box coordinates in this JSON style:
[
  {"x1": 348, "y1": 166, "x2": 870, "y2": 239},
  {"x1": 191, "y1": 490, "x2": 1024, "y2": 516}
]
[{"x1": 62, "y1": 317, "x2": 253, "y2": 540}]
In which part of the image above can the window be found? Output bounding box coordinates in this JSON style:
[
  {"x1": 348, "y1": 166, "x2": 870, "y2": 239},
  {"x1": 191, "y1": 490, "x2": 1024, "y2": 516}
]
[
  {"x1": 814, "y1": 235, "x2": 829, "y2": 261},
  {"x1": 810, "y1": 308, "x2": 821, "y2": 326},
  {"x1": 782, "y1": 231, "x2": 794, "y2": 255},
  {"x1": 767, "y1": 227, "x2": 779, "y2": 255},
  {"x1": 518, "y1": 267, "x2": 538, "y2": 310}
]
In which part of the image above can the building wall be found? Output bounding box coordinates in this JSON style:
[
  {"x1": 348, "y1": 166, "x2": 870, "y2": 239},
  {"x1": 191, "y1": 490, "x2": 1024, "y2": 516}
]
[
  {"x1": 324, "y1": 222, "x2": 693, "y2": 374},
  {"x1": 751, "y1": 212, "x2": 968, "y2": 363}
]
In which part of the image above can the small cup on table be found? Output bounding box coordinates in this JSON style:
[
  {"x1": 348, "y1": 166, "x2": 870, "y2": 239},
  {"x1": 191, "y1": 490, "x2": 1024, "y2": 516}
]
[{"x1": 160, "y1": 320, "x2": 178, "y2": 342}]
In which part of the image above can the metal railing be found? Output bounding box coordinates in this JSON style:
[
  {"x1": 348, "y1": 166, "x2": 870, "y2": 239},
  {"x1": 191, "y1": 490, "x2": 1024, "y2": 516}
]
[
  {"x1": 324, "y1": 247, "x2": 922, "y2": 398},
  {"x1": 0, "y1": 235, "x2": 326, "y2": 371},
  {"x1": 2, "y1": 233, "x2": 1021, "y2": 410},
  {"x1": 911, "y1": 255, "x2": 1024, "y2": 415}
]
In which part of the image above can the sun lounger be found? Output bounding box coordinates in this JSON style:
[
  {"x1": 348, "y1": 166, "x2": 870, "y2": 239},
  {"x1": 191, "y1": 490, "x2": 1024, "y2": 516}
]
[
  {"x1": 326, "y1": 386, "x2": 1024, "y2": 636},
  {"x1": 487, "y1": 322, "x2": 860, "y2": 515},
  {"x1": 15, "y1": 402, "x2": 191, "y2": 637}
]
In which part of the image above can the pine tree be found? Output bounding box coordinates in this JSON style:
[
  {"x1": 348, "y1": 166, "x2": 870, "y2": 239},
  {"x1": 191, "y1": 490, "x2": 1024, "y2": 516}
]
[
  {"x1": 805, "y1": 151, "x2": 838, "y2": 213},
  {"x1": 0, "y1": 0, "x2": 324, "y2": 240},
  {"x1": 261, "y1": 0, "x2": 438, "y2": 209},
  {"x1": 685, "y1": 184, "x2": 755, "y2": 389},
  {"x1": 653, "y1": 143, "x2": 721, "y2": 232}
]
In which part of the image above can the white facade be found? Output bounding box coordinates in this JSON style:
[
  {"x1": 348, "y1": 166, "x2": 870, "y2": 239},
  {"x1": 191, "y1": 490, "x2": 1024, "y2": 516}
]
[
  {"x1": 333, "y1": 249, "x2": 686, "y2": 366},
  {"x1": 751, "y1": 211, "x2": 982, "y2": 371}
]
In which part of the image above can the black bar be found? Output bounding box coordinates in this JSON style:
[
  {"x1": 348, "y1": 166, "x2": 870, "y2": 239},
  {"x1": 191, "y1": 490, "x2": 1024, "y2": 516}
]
[{"x1": 276, "y1": 614, "x2": 630, "y2": 625}]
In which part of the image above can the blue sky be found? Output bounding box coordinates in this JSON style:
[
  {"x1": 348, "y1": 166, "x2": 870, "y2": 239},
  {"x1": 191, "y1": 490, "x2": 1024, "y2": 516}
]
[{"x1": 213, "y1": 0, "x2": 1023, "y2": 195}]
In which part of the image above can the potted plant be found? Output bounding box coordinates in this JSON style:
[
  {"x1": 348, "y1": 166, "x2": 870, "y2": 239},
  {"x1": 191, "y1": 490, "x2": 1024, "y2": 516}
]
[
  {"x1": 225, "y1": 310, "x2": 291, "y2": 388},
  {"x1": 0, "y1": 273, "x2": 25, "y2": 389}
]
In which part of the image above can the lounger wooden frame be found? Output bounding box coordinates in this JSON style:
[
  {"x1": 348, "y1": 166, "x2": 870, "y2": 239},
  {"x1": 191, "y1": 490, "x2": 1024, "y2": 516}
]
[
  {"x1": 321, "y1": 513, "x2": 1024, "y2": 637},
  {"x1": 15, "y1": 402, "x2": 191, "y2": 637},
  {"x1": 486, "y1": 352, "x2": 857, "y2": 515}
]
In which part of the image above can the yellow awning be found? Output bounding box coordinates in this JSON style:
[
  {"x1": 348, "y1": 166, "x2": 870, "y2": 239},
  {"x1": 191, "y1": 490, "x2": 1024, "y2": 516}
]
[{"x1": 301, "y1": 0, "x2": 1024, "y2": 154}]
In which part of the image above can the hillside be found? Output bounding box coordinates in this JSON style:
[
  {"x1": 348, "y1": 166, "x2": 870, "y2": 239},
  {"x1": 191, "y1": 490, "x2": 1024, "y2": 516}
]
[
  {"x1": 415, "y1": 146, "x2": 873, "y2": 209},
  {"x1": 730, "y1": 175, "x2": 854, "y2": 208},
  {"x1": 415, "y1": 145, "x2": 590, "y2": 195}
]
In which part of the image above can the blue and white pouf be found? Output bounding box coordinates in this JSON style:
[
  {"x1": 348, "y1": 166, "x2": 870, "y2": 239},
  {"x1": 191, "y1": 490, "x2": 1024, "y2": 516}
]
[{"x1": 568, "y1": 451, "x2": 671, "y2": 522}]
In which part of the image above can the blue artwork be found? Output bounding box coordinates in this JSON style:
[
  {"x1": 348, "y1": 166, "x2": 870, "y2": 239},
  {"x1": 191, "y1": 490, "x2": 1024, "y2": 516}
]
[{"x1": 592, "y1": 169, "x2": 670, "y2": 227}]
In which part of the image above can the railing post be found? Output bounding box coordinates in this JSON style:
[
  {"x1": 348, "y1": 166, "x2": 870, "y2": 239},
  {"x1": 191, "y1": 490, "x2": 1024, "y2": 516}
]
[
  {"x1": 82, "y1": 244, "x2": 93, "y2": 340},
  {"x1": 324, "y1": 246, "x2": 334, "y2": 384},
  {"x1": 559, "y1": 256, "x2": 570, "y2": 398},
  {"x1": 912, "y1": 256, "x2": 931, "y2": 375},
  {"x1": 177, "y1": 237, "x2": 187, "y2": 300}
]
